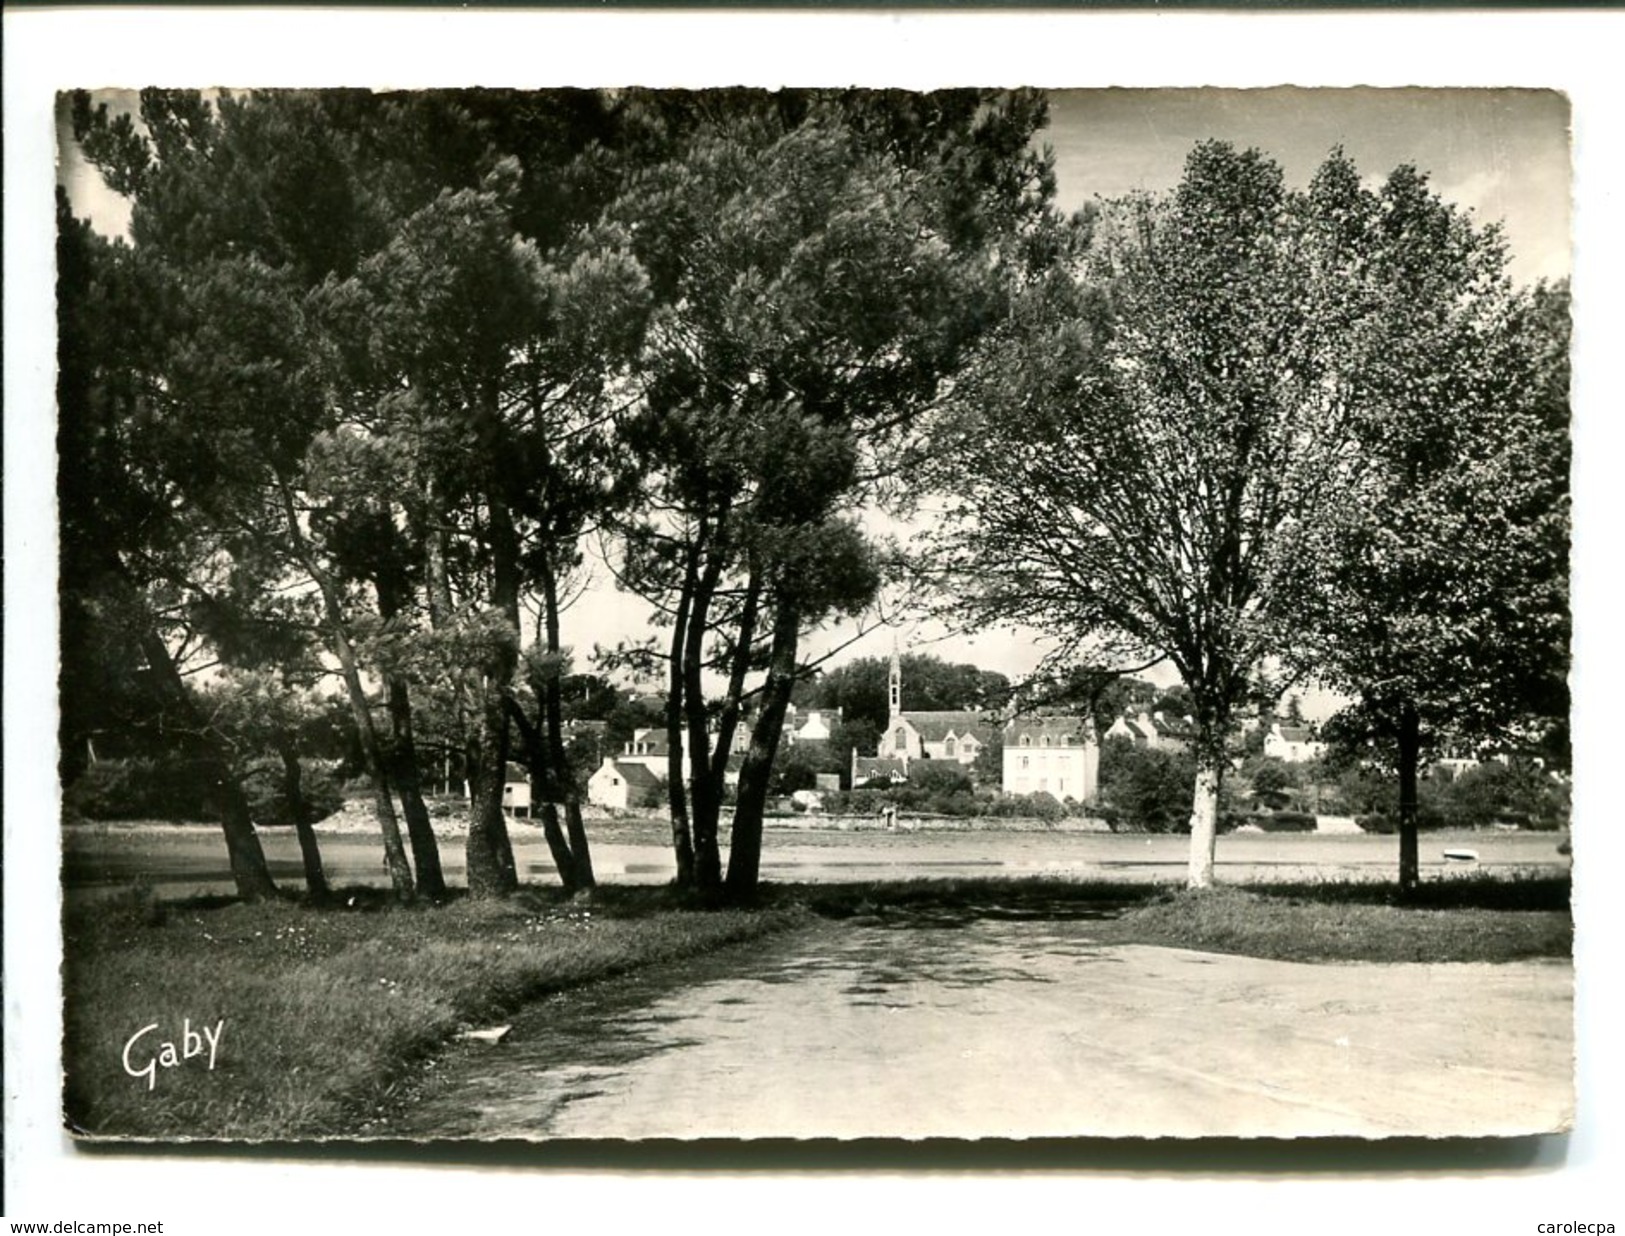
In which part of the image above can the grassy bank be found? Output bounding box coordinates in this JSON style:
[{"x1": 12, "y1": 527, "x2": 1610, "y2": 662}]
[
  {"x1": 63, "y1": 886, "x2": 806, "y2": 1140},
  {"x1": 785, "y1": 873, "x2": 1571, "y2": 964},
  {"x1": 64, "y1": 871, "x2": 1568, "y2": 1140},
  {"x1": 1093, "y1": 882, "x2": 1572, "y2": 964}
]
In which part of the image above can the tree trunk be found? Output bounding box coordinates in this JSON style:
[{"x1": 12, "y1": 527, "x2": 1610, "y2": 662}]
[
  {"x1": 1186, "y1": 760, "x2": 1223, "y2": 889},
  {"x1": 686, "y1": 554, "x2": 728, "y2": 895},
  {"x1": 1397, "y1": 699, "x2": 1422, "y2": 892},
  {"x1": 708, "y1": 570, "x2": 761, "y2": 823},
  {"x1": 337, "y1": 662, "x2": 416, "y2": 901},
  {"x1": 724, "y1": 599, "x2": 801, "y2": 903},
  {"x1": 466, "y1": 407, "x2": 523, "y2": 898},
  {"x1": 560, "y1": 801, "x2": 594, "y2": 891},
  {"x1": 276, "y1": 482, "x2": 414, "y2": 899},
  {"x1": 278, "y1": 740, "x2": 329, "y2": 903},
  {"x1": 535, "y1": 801, "x2": 581, "y2": 891},
  {"x1": 467, "y1": 691, "x2": 520, "y2": 898},
  {"x1": 505, "y1": 695, "x2": 580, "y2": 891},
  {"x1": 665, "y1": 570, "x2": 697, "y2": 889},
  {"x1": 386, "y1": 677, "x2": 447, "y2": 900},
  {"x1": 539, "y1": 560, "x2": 595, "y2": 892},
  {"x1": 321, "y1": 607, "x2": 415, "y2": 901},
  {"x1": 133, "y1": 624, "x2": 277, "y2": 902}
]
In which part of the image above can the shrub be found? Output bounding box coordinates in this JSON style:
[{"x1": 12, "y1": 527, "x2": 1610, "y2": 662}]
[
  {"x1": 984, "y1": 791, "x2": 1066, "y2": 822},
  {"x1": 241, "y1": 757, "x2": 345, "y2": 827},
  {"x1": 1245, "y1": 758, "x2": 1298, "y2": 811},
  {"x1": 1440, "y1": 759, "x2": 1570, "y2": 830},
  {"x1": 1258, "y1": 810, "x2": 1317, "y2": 833},
  {"x1": 925, "y1": 789, "x2": 980, "y2": 817},
  {"x1": 1355, "y1": 813, "x2": 1396, "y2": 834},
  {"x1": 906, "y1": 762, "x2": 975, "y2": 797},
  {"x1": 830, "y1": 789, "x2": 887, "y2": 815},
  {"x1": 63, "y1": 756, "x2": 222, "y2": 821},
  {"x1": 1099, "y1": 740, "x2": 1194, "y2": 832}
]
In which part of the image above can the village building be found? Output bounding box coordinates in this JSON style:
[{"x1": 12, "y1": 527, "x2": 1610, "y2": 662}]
[
  {"x1": 788, "y1": 707, "x2": 836, "y2": 745},
  {"x1": 851, "y1": 755, "x2": 910, "y2": 787},
  {"x1": 1002, "y1": 715, "x2": 1100, "y2": 803},
  {"x1": 586, "y1": 757, "x2": 665, "y2": 810},
  {"x1": 585, "y1": 721, "x2": 749, "y2": 808},
  {"x1": 617, "y1": 727, "x2": 672, "y2": 776},
  {"x1": 870, "y1": 647, "x2": 996, "y2": 769},
  {"x1": 1105, "y1": 710, "x2": 1196, "y2": 754},
  {"x1": 1264, "y1": 722, "x2": 1326, "y2": 764},
  {"x1": 498, "y1": 761, "x2": 532, "y2": 817}
]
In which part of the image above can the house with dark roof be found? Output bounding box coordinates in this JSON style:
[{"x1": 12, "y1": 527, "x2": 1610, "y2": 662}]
[
  {"x1": 851, "y1": 755, "x2": 910, "y2": 787},
  {"x1": 1003, "y1": 715, "x2": 1099, "y2": 803},
  {"x1": 587, "y1": 757, "x2": 665, "y2": 810},
  {"x1": 617, "y1": 727, "x2": 672, "y2": 776},
  {"x1": 1105, "y1": 710, "x2": 1196, "y2": 754}
]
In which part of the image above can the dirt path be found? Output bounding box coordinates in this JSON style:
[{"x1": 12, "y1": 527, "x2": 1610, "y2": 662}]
[{"x1": 379, "y1": 915, "x2": 1572, "y2": 1140}]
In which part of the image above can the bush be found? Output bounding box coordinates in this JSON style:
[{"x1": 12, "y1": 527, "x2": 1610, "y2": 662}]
[
  {"x1": 1355, "y1": 813, "x2": 1397, "y2": 834},
  {"x1": 983, "y1": 791, "x2": 1066, "y2": 822},
  {"x1": 1441, "y1": 759, "x2": 1569, "y2": 830},
  {"x1": 925, "y1": 789, "x2": 981, "y2": 817},
  {"x1": 241, "y1": 757, "x2": 345, "y2": 827},
  {"x1": 64, "y1": 756, "x2": 222, "y2": 821},
  {"x1": 1099, "y1": 740, "x2": 1194, "y2": 832},
  {"x1": 829, "y1": 789, "x2": 888, "y2": 815},
  {"x1": 1245, "y1": 758, "x2": 1299, "y2": 811},
  {"x1": 906, "y1": 762, "x2": 975, "y2": 797},
  {"x1": 1257, "y1": 810, "x2": 1317, "y2": 833}
]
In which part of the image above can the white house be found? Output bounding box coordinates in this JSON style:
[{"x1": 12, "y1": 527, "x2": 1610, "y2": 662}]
[
  {"x1": 1002, "y1": 716, "x2": 1099, "y2": 803},
  {"x1": 852, "y1": 754, "x2": 909, "y2": 787},
  {"x1": 1264, "y1": 722, "x2": 1326, "y2": 764},
  {"x1": 1105, "y1": 710, "x2": 1195, "y2": 754},
  {"x1": 618, "y1": 728, "x2": 672, "y2": 777},
  {"x1": 587, "y1": 757, "x2": 665, "y2": 810},
  {"x1": 501, "y1": 777, "x2": 532, "y2": 817},
  {"x1": 789, "y1": 707, "x2": 836, "y2": 744}
]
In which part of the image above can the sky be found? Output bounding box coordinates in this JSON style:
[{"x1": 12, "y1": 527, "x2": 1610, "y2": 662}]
[
  {"x1": 58, "y1": 87, "x2": 1572, "y2": 705},
  {"x1": 558, "y1": 87, "x2": 1573, "y2": 699}
]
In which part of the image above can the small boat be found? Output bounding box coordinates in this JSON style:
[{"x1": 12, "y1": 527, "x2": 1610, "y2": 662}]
[{"x1": 1442, "y1": 848, "x2": 1479, "y2": 863}]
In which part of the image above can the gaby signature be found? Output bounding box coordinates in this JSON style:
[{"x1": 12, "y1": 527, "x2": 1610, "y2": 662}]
[{"x1": 122, "y1": 1018, "x2": 225, "y2": 1091}]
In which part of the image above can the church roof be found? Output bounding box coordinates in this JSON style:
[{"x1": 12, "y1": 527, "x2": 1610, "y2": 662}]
[{"x1": 901, "y1": 710, "x2": 996, "y2": 742}]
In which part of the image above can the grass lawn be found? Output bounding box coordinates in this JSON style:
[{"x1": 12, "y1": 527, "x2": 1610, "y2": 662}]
[
  {"x1": 1093, "y1": 880, "x2": 1573, "y2": 963},
  {"x1": 63, "y1": 885, "x2": 807, "y2": 1140},
  {"x1": 783, "y1": 872, "x2": 1572, "y2": 963},
  {"x1": 63, "y1": 871, "x2": 1569, "y2": 1141}
]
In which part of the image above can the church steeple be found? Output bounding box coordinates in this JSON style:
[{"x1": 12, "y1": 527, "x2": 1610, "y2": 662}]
[{"x1": 888, "y1": 640, "x2": 902, "y2": 723}]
